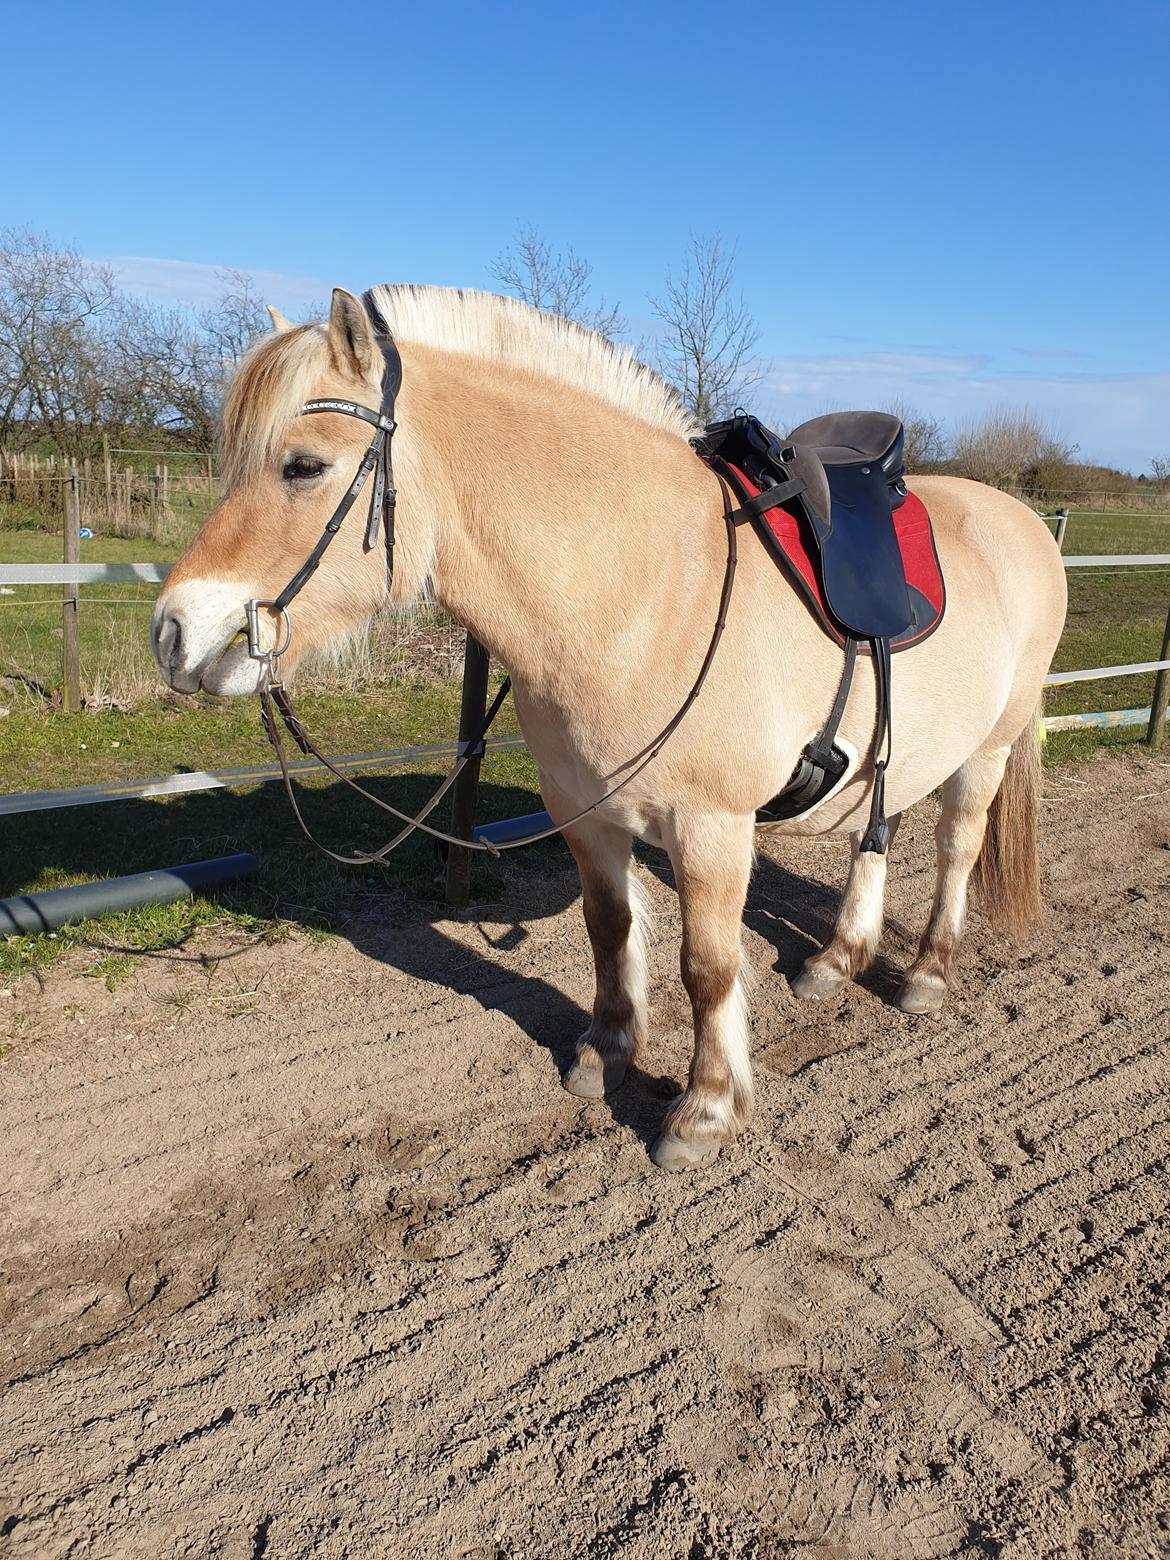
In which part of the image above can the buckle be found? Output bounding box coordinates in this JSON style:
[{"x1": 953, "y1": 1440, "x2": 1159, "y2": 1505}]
[{"x1": 245, "y1": 598, "x2": 293, "y2": 679}]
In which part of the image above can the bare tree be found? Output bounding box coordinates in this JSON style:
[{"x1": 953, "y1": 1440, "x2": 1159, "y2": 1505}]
[
  {"x1": 650, "y1": 234, "x2": 760, "y2": 423},
  {"x1": 200, "y1": 269, "x2": 271, "y2": 367},
  {"x1": 0, "y1": 233, "x2": 290, "y2": 456},
  {"x1": 882, "y1": 398, "x2": 948, "y2": 471},
  {"x1": 491, "y1": 226, "x2": 624, "y2": 341},
  {"x1": 1150, "y1": 456, "x2": 1170, "y2": 495},
  {"x1": 108, "y1": 298, "x2": 219, "y2": 448},
  {"x1": 0, "y1": 227, "x2": 120, "y2": 455}
]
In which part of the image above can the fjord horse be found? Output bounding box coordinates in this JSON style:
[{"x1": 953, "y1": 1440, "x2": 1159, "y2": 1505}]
[{"x1": 152, "y1": 287, "x2": 1067, "y2": 1169}]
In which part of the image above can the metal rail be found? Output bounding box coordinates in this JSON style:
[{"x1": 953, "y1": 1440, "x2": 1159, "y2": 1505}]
[
  {"x1": 0, "y1": 737, "x2": 528, "y2": 817},
  {"x1": 0, "y1": 562, "x2": 170, "y2": 584},
  {"x1": 1045, "y1": 659, "x2": 1170, "y2": 686}
]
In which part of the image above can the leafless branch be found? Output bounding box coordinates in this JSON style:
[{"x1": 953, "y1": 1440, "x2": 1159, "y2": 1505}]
[
  {"x1": 649, "y1": 234, "x2": 760, "y2": 423},
  {"x1": 491, "y1": 226, "x2": 624, "y2": 342}
]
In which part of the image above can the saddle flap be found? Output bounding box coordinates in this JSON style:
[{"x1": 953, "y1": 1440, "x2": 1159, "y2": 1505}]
[{"x1": 796, "y1": 452, "x2": 913, "y2": 641}]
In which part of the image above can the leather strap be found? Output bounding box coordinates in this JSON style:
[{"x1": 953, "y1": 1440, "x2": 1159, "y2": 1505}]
[
  {"x1": 257, "y1": 472, "x2": 744, "y2": 862},
  {"x1": 808, "y1": 636, "x2": 858, "y2": 766},
  {"x1": 260, "y1": 673, "x2": 516, "y2": 862},
  {"x1": 859, "y1": 635, "x2": 893, "y2": 854},
  {"x1": 273, "y1": 428, "x2": 387, "y2": 611}
]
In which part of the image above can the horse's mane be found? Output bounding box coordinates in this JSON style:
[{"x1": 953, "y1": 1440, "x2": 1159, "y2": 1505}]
[
  {"x1": 220, "y1": 285, "x2": 693, "y2": 487},
  {"x1": 368, "y1": 285, "x2": 692, "y2": 438}
]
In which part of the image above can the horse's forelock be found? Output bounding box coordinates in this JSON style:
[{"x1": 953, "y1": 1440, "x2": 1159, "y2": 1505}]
[{"x1": 219, "y1": 323, "x2": 330, "y2": 488}]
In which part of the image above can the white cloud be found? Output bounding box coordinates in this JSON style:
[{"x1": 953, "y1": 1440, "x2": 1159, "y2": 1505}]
[
  {"x1": 757, "y1": 351, "x2": 1170, "y2": 474},
  {"x1": 103, "y1": 254, "x2": 332, "y2": 313}
]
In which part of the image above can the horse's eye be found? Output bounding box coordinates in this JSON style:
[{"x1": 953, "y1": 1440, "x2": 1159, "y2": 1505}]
[{"x1": 283, "y1": 454, "x2": 326, "y2": 482}]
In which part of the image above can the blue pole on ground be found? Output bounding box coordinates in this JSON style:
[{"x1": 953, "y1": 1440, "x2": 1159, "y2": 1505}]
[{"x1": 0, "y1": 854, "x2": 259, "y2": 936}]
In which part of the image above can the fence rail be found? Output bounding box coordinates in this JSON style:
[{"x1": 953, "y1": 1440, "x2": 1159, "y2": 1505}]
[
  {"x1": 1061, "y1": 554, "x2": 1170, "y2": 568},
  {"x1": 3, "y1": 550, "x2": 1169, "y2": 896},
  {"x1": 1, "y1": 562, "x2": 171, "y2": 585},
  {"x1": 1045, "y1": 659, "x2": 1170, "y2": 685},
  {"x1": 0, "y1": 738, "x2": 529, "y2": 819}
]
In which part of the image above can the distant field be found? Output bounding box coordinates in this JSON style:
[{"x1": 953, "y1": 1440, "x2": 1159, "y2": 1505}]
[
  {"x1": 1, "y1": 530, "x2": 172, "y2": 706},
  {"x1": 3, "y1": 506, "x2": 1168, "y2": 727},
  {"x1": 2, "y1": 508, "x2": 1166, "y2": 770},
  {"x1": 0, "y1": 529, "x2": 464, "y2": 712}
]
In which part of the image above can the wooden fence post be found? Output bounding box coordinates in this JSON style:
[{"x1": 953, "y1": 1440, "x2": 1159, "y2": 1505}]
[
  {"x1": 102, "y1": 432, "x2": 112, "y2": 512},
  {"x1": 206, "y1": 452, "x2": 215, "y2": 500},
  {"x1": 1054, "y1": 509, "x2": 1069, "y2": 551},
  {"x1": 62, "y1": 468, "x2": 81, "y2": 712},
  {"x1": 1148, "y1": 600, "x2": 1170, "y2": 749},
  {"x1": 445, "y1": 634, "x2": 491, "y2": 908}
]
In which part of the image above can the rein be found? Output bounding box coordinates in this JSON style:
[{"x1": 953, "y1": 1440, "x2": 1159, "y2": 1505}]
[{"x1": 249, "y1": 295, "x2": 757, "y2": 863}]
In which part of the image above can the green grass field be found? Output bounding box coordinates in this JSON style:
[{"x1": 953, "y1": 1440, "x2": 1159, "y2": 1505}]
[
  {"x1": 2, "y1": 506, "x2": 1167, "y2": 980},
  {"x1": 1059, "y1": 508, "x2": 1170, "y2": 556},
  {"x1": 1045, "y1": 509, "x2": 1170, "y2": 724}
]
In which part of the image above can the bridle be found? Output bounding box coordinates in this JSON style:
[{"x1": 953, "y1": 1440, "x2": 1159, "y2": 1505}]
[
  {"x1": 245, "y1": 294, "x2": 793, "y2": 865},
  {"x1": 245, "y1": 290, "x2": 401, "y2": 684}
]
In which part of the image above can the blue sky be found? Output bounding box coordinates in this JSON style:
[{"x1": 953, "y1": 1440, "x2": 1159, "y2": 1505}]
[{"x1": 6, "y1": 0, "x2": 1167, "y2": 470}]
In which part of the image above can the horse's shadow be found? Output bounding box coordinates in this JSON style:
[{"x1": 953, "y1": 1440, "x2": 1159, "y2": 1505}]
[
  {"x1": 340, "y1": 834, "x2": 909, "y2": 1153},
  {"x1": 339, "y1": 855, "x2": 681, "y2": 1154},
  {"x1": 9, "y1": 766, "x2": 908, "y2": 1149}
]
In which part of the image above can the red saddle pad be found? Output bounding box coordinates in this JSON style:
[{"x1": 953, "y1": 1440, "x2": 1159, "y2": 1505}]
[{"x1": 727, "y1": 463, "x2": 946, "y2": 652}]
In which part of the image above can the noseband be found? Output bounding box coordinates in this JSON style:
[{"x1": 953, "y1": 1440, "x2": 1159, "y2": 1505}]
[{"x1": 245, "y1": 290, "x2": 401, "y2": 679}]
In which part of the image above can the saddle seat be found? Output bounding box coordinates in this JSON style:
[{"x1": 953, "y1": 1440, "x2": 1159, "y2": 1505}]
[{"x1": 789, "y1": 409, "x2": 906, "y2": 478}]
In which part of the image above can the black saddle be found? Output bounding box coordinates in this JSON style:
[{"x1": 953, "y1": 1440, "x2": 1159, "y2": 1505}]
[
  {"x1": 695, "y1": 410, "x2": 917, "y2": 853},
  {"x1": 704, "y1": 411, "x2": 912, "y2": 641}
]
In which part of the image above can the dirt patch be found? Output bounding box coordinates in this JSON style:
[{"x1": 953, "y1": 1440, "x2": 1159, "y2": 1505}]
[{"x1": 2, "y1": 750, "x2": 1169, "y2": 1557}]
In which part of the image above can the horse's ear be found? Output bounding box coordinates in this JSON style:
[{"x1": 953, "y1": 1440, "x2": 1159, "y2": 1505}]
[
  {"x1": 328, "y1": 288, "x2": 376, "y2": 381},
  {"x1": 266, "y1": 305, "x2": 293, "y2": 334}
]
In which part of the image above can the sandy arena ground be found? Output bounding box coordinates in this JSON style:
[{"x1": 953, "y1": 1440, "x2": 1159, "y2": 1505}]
[{"x1": 2, "y1": 749, "x2": 1169, "y2": 1558}]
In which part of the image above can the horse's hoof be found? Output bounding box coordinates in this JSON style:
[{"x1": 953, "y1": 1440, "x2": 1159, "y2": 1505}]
[
  {"x1": 899, "y1": 977, "x2": 946, "y2": 1015},
  {"x1": 791, "y1": 964, "x2": 847, "y2": 1002},
  {"x1": 563, "y1": 1058, "x2": 627, "y2": 1098},
  {"x1": 651, "y1": 1132, "x2": 722, "y2": 1172}
]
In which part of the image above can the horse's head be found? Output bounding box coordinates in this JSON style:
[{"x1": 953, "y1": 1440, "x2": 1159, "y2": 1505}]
[{"x1": 153, "y1": 289, "x2": 420, "y2": 696}]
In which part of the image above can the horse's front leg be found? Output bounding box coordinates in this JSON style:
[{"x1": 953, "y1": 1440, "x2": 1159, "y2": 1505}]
[
  {"x1": 555, "y1": 804, "x2": 649, "y2": 1099},
  {"x1": 654, "y1": 811, "x2": 755, "y2": 1171}
]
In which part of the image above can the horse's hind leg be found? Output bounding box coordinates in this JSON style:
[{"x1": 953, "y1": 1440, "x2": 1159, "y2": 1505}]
[
  {"x1": 900, "y1": 743, "x2": 1011, "y2": 1014},
  {"x1": 653, "y1": 811, "x2": 755, "y2": 1171},
  {"x1": 791, "y1": 817, "x2": 902, "y2": 1000},
  {"x1": 559, "y1": 811, "x2": 649, "y2": 1099}
]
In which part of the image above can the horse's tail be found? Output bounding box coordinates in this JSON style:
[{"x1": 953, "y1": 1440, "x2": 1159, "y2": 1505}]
[{"x1": 973, "y1": 710, "x2": 1043, "y2": 934}]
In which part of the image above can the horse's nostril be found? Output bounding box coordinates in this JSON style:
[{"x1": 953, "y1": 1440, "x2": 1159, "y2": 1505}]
[{"x1": 156, "y1": 613, "x2": 182, "y2": 668}]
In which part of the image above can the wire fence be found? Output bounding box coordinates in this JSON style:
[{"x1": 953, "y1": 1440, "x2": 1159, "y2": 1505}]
[{"x1": 1, "y1": 452, "x2": 215, "y2": 545}]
